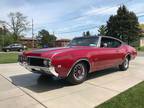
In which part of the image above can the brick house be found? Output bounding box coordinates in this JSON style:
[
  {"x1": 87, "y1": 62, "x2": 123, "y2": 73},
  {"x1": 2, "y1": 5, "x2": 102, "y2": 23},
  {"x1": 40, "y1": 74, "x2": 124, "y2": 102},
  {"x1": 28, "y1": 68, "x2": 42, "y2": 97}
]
[
  {"x1": 55, "y1": 39, "x2": 71, "y2": 47},
  {"x1": 19, "y1": 37, "x2": 37, "y2": 48},
  {"x1": 140, "y1": 37, "x2": 144, "y2": 47}
]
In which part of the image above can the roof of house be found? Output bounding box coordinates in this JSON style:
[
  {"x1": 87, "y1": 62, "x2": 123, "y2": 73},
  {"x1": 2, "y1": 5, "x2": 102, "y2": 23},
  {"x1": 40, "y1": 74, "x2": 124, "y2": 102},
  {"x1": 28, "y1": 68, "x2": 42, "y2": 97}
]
[
  {"x1": 20, "y1": 37, "x2": 37, "y2": 41},
  {"x1": 56, "y1": 39, "x2": 71, "y2": 42}
]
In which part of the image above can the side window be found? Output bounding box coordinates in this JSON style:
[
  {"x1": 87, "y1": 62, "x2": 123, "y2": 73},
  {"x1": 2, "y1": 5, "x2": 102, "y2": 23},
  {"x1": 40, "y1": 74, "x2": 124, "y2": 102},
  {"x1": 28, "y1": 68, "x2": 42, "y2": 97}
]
[
  {"x1": 11, "y1": 44, "x2": 15, "y2": 48},
  {"x1": 101, "y1": 37, "x2": 121, "y2": 48},
  {"x1": 14, "y1": 44, "x2": 22, "y2": 47},
  {"x1": 111, "y1": 39, "x2": 121, "y2": 48}
]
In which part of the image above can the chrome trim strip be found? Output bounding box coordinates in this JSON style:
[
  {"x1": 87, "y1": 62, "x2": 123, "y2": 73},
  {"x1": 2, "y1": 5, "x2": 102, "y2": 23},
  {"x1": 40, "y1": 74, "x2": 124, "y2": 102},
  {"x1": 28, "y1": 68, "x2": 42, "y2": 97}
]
[
  {"x1": 66, "y1": 58, "x2": 91, "y2": 77},
  {"x1": 19, "y1": 56, "x2": 58, "y2": 77},
  {"x1": 27, "y1": 56, "x2": 51, "y2": 61},
  {"x1": 20, "y1": 62, "x2": 58, "y2": 77}
]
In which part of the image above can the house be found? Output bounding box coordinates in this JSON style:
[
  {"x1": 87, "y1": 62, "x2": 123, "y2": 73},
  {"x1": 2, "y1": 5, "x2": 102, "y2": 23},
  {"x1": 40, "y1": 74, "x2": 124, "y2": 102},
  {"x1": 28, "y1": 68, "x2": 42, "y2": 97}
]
[
  {"x1": 140, "y1": 29, "x2": 144, "y2": 47},
  {"x1": 19, "y1": 37, "x2": 37, "y2": 48},
  {"x1": 55, "y1": 39, "x2": 71, "y2": 47},
  {"x1": 140, "y1": 37, "x2": 144, "y2": 47}
]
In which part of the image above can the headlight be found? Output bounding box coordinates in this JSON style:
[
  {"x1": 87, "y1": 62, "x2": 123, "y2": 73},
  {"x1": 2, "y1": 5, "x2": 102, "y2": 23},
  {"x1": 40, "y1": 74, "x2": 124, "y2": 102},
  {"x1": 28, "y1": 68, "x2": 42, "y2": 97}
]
[{"x1": 43, "y1": 59, "x2": 51, "y2": 67}]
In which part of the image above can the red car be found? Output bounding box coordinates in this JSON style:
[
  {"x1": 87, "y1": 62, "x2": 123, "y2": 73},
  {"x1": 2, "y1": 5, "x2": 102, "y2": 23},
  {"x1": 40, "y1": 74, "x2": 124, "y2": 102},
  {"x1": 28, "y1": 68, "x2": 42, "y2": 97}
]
[{"x1": 19, "y1": 36, "x2": 137, "y2": 84}]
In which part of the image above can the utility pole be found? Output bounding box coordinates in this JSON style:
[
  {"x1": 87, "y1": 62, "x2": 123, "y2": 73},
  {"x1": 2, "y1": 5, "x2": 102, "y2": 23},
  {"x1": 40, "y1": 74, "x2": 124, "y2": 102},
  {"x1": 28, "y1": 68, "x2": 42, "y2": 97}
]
[
  {"x1": 32, "y1": 19, "x2": 34, "y2": 48},
  {"x1": 2, "y1": 25, "x2": 6, "y2": 47}
]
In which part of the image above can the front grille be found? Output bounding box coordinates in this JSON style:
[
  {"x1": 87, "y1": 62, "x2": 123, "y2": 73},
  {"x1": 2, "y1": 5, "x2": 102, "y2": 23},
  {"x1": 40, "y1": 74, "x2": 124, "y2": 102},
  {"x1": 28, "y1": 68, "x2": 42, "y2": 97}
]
[{"x1": 28, "y1": 57, "x2": 45, "y2": 67}]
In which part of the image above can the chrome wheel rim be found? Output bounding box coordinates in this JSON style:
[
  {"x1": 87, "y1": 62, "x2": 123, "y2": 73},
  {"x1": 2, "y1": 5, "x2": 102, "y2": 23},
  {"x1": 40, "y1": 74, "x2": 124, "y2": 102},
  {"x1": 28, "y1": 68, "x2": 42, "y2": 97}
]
[
  {"x1": 124, "y1": 58, "x2": 129, "y2": 68},
  {"x1": 73, "y1": 64, "x2": 85, "y2": 81},
  {"x1": 7, "y1": 49, "x2": 9, "y2": 52}
]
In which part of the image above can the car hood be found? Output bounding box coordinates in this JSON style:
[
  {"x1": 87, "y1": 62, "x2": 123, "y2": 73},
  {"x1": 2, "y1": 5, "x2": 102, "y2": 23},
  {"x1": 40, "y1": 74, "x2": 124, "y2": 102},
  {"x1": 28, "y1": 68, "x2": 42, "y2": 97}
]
[
  {"x1": 24, "y1": 46, "x2": 93, "y2": 59},
  {"x1": 3, "y1": 46, "x2": 10, "y2": 48}
]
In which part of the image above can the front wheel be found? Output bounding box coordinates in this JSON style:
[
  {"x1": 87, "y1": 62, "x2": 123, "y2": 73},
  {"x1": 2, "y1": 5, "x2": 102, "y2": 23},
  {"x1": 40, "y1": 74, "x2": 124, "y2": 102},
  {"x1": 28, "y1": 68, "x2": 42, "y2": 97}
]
[
  {"x1": 19, "y1": 49, "x2": 23, "y2": 52},
  {"x1": 119, "y1": 57, "x2": 129, "y2": 71},
  {"x1": 6, "y1": 49, "x2": 10, "y2": 52},
  {"x1": 67, "y1": 62, "x2": 87, "y2": 85}
]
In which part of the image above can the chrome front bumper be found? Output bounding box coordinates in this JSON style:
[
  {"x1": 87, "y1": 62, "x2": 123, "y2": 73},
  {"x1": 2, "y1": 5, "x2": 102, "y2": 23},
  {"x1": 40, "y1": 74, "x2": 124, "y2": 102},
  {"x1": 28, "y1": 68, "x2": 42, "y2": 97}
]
[{"x1": 20, "y1": 62, "x2": 58, "y2": 77}]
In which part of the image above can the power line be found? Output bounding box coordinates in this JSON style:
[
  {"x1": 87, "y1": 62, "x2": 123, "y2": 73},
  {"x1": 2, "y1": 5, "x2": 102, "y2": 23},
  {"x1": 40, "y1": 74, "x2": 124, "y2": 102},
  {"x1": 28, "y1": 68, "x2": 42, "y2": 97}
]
[
  {"x1": 56, "y1": 25, "x2": 99, "y2": 34},
  {"x1": 35, "y1": 0, "x2": 134, "y2": 28},
  {"x1": 138, "y1": 14, "x2": 144, "y2": 18},
  {"x1": 36, "y1": 0, "x2": 135, "y2": 35}
]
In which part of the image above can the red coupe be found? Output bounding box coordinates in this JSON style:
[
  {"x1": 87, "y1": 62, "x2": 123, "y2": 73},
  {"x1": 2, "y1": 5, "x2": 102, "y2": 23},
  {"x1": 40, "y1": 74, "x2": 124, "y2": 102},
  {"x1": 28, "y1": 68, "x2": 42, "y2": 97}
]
[{"x1": 19, "y1": 36, "x2": 137, "y2": 84}]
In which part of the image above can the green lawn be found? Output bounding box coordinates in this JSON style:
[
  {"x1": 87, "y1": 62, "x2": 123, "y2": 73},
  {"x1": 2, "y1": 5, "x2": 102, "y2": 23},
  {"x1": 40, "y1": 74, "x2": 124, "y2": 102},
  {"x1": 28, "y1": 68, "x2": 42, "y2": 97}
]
[
  {"x1": 96, "y1": 81, "x2": 144, "y2": 108},
  {"x1": 0, "y1": 53, "x2": 19, "y2": 64},
  {"x1": 137, "y1": 46, "x2": 144, "y2": 51},
  {"x1": 139, "y1": 46, "x2": 144, "y2": 51}
]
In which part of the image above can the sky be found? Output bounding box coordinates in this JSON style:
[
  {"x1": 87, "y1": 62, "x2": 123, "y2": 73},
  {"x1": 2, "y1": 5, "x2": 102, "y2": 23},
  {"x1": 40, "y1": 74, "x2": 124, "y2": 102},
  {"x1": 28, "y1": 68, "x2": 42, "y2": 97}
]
[{"x1": 0, "y1": 0, "x2": 144, "y2": 39}]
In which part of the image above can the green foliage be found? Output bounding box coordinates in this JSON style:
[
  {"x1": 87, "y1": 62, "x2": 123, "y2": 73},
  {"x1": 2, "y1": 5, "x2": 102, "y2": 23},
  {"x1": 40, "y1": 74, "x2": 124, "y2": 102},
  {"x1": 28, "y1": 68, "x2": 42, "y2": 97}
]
[
  {"x1": 106, "y1": 5, "x2": 140, "y2": 45},
  {"x1": 38, "y1": 29, "x2": 57, "y2": 47},
  {"x1": 139, "y1": 24, "x2": 144, "y2": 37},
  {"x1": 98, "y1": 25, "x2": 107, "y2": 36},
  {"x1": 137, "y1": 46, "x2": 144, "y2": 51},
  {"x1": 83, "y1": 31, "x2": 91, "y2": 37},
  {"x1": 8, "y1": 12, "x2": 29, "y2": 41},
  {"x1": 139, "y1": 24, "x2": 144, "y2": 30},
  {"x1": 0, "y1": 27, "x2": 14, "y2": 49},
  {"x1": 0, "y1": 12, "x2": 29, "y2": 48}
]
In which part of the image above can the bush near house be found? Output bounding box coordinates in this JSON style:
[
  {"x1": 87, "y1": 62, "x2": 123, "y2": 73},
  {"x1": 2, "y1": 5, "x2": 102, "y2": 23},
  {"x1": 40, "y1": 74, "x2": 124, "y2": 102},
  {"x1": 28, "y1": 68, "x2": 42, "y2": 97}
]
[{"x1": 137, "y1": 46, "x2": 144, "y2": 51}]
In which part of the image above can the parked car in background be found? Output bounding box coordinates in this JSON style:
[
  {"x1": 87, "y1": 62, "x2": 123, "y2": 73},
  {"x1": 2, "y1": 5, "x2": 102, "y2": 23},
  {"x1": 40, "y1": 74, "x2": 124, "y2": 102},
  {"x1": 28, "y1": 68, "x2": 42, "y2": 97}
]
[
  {"x1": 2, "y1": 43, "x2": 26, "y2": 52},
  {"x1": 19, "y1": 36, "x2": 137, "y2": 84}
]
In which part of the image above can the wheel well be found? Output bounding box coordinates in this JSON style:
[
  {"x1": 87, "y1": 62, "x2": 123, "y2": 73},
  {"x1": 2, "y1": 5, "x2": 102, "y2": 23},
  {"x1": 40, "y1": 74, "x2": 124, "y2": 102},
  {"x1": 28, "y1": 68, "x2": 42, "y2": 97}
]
[
  {"x1": 78, "y1": 60, "x2": 91, "y2": 73},
  {"x1": 126, "y1": 54, "x2": 131, "y2": 61}
]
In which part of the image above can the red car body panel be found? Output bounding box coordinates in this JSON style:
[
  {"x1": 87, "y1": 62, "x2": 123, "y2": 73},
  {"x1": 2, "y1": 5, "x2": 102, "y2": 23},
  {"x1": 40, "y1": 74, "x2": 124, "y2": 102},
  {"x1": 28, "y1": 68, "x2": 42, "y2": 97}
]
[{"x1": 22, "y1": 42, "x2": 137, "y2": 78}]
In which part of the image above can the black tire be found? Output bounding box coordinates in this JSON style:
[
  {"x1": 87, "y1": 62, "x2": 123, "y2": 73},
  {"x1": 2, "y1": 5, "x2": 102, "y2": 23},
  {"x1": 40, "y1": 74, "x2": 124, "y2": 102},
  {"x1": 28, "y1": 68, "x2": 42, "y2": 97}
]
[
  {"x1": 19, "y1": 49, "x2": 23, "y2": 52},
  {"x1": 6, "y1": 49, "x2": 10, "y2": 52},
  {"x1": 119, "y1": 57, "x2": 129, "y2": 71},
  {"x1": 67, "y1": 62, "x2": 88, "y2": 85}
]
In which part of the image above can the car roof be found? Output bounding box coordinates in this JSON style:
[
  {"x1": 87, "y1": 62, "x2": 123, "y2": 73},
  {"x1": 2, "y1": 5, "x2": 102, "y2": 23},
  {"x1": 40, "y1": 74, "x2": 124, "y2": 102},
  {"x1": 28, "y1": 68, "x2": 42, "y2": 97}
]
[
  {"x1": 100, "y1": 36, "x2": 124, "y2": 43},
  {"x1": 74, "y1": 35, "x2": 124, "y2": 43}
]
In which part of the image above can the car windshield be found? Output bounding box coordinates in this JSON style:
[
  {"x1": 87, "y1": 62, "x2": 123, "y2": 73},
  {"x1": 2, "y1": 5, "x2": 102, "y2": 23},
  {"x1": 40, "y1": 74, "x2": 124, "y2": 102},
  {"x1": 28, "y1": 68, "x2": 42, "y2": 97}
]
[{"x1": 68, "y1": 36, "x2": 99, "y2": 47}]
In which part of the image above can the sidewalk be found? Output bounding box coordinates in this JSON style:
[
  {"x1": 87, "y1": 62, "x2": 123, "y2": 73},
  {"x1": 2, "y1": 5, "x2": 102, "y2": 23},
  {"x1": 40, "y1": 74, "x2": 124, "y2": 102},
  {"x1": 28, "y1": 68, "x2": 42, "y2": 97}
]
[{"x1": 0, "y1": 75, "x2": 45, "y2": 108}]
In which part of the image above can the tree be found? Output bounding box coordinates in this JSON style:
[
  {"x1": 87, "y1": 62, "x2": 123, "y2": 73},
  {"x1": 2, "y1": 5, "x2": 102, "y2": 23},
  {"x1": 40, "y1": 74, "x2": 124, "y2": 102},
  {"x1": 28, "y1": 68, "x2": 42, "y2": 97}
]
[
  {"x1": 106, "y1": 5, "x2": 140, "y2": 45},
  {"x1": 139, "y1": 24, "x2": 144, "y2": 38},
  {"x1": 6, "y1": 12, "x2": 29, "y2": 41},
  {"x1": 83, "y1": 31, "x2": 91, "y2": 37},
  {"x1": 0, "y1": 26, "x2": 14, "y2": 48},
  {"x1": 98, "y1": 25, "x2": 107, "y2": 36},
  {"x1": 38, "y1": 29, "x2": 57, "y2": 47}
]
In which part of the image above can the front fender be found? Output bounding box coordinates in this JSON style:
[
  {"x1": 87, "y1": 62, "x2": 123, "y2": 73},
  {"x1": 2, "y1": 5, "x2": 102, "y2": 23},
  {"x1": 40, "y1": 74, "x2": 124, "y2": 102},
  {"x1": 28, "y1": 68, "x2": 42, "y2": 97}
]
[{"x1": 51, "y1": 53, "x2": 91, "y2": 78}]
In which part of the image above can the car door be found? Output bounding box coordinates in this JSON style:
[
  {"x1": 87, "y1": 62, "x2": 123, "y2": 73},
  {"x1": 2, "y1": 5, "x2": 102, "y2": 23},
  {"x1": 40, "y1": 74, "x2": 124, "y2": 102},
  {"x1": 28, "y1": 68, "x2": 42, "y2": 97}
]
[
  {"x1": 94, "y1": 37, "x2": 123, "y2": 70},
  {"x1": 14, "y1": 44, "x2": 21, "y2": 51},
  {"x1": 10, "y1": 44, "x2": 15, "y2": 51}
]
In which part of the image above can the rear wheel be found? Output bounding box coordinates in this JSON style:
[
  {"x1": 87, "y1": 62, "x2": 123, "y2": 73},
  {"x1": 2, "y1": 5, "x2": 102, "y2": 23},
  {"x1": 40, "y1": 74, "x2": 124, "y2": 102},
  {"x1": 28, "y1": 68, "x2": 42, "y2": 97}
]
[
  {"x1": 67, "y1": 62, "x2": 87, "y2": 84},
  {"x1": 6, "y1": 49, "x2": 10, "y2": 52},
  {"x1": 119, "y1": 57, "x2": 129, "y2": 71},
  {"x1": 19, "y1": 49, "x2": 23, "y2": 52}
]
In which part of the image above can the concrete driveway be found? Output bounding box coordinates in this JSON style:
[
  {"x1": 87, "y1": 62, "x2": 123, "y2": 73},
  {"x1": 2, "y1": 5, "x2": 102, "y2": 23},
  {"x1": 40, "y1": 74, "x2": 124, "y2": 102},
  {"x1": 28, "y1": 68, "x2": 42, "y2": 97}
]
[{"x1": 0, "y1": 56, "x2": 144, "y2": 108}]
